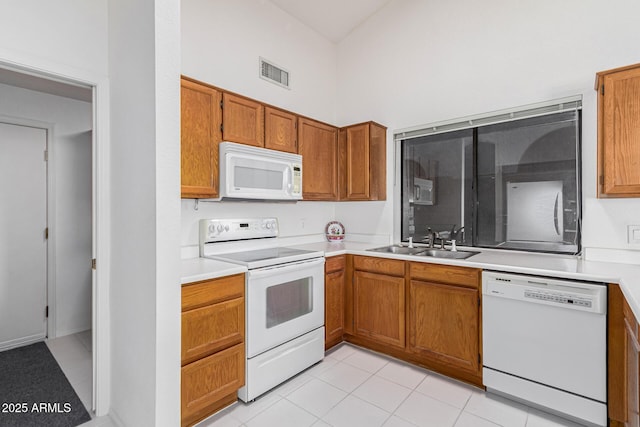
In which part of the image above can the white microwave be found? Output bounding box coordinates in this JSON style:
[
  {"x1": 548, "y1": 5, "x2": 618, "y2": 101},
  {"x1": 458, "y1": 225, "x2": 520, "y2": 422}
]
[{"x1": 219, "y1": 142, "x2": 303, "y2": 201}]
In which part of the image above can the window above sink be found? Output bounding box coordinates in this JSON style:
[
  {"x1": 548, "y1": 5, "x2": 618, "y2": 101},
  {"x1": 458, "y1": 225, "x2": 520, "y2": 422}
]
[{"x1": 396, "y1": 96, "x2": 582, "y2": 255}]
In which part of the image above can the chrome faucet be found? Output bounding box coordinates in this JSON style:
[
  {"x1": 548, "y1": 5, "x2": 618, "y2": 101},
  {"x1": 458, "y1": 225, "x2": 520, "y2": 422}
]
[
  {"x1": 426, "y1": 227, "x2": 438, "y2": 248},
  {"x1": 408, "y1": 237, "x2": 414, "y2": 248}
]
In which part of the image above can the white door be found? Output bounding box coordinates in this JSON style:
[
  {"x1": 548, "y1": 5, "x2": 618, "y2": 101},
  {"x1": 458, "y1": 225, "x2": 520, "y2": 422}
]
[{"x1": 0, "y1": 122, "x2": 48, "y2": 350}]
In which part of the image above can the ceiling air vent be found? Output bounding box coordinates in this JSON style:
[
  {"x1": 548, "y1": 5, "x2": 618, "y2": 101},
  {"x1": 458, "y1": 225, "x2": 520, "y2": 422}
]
[{"x1": 260, "y1": 57, "x2": 290, "y2": 89}]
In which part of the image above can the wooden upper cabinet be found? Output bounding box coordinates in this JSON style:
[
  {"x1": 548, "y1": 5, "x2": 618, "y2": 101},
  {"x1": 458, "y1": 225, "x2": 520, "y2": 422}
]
[
  {"x1": 596, "y1": 63, "x2": 640, "y2": 197},
  {"x1": 339, "y1": 122, "x2": 387, "y2": 201},
  {"x1": 265, "y1": 106, "x2": 297, "y2": 153},
  {"x1": 180, "y1": 78, "x2": 222, "y2": 198},
  {"x1": 298, "y1": 117, "x2": 339, "y2": 200},
  {"x1": 222, "y1": 92, "x2": 264, "y2": 147}
]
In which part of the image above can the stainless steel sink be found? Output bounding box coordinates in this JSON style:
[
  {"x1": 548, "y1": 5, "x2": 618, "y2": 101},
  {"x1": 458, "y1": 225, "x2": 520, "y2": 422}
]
[
  {"x1": 367, "y1": 245, "x2": 427, "y2": 255},
  {"x1": 417, "y1": 249, "x2": 478, "y2": 259}
]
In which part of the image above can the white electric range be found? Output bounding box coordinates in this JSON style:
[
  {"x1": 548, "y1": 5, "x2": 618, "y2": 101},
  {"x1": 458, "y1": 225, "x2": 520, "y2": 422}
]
[{"x1": 199, "y1": 217, "x2": 325, "y2": 402}]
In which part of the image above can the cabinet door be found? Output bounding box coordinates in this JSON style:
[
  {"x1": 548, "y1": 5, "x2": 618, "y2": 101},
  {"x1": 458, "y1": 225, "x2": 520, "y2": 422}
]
[
  {"x1": 624, "y1": 298, "x2": 640, "y2": 427},
  {"x1": 181, "y1": 343, "x2": 245, "y2": 427},
  {"x1": 408, "y1": 279, "x2": 479, "y2": 374},
  {"x1": 180, "y1": 79, "x2": 221, "y2": 198},
  {"x1": 298, "y1": 118, "x2": 338, "y2": 200},
  {"x1": 325, "y1": 256, "x2": 345, "y2": 349},
  {"x1": 339, "y1": 122, "x2": 386, "y2": 201},
  {"x1": 597, "y1": 64, "x2": 640, "y2": 197},
  {"x1": 182, "y1": 297, "x2": 244, "y2": 365},
  {"x1": 354, "y1": 271, "x2": 405, "y2": 348},
  {"x1": 265, "y1": 106, "x2": 297, "y2": 153},
  {"x1": 342, "y1": 124, "x2": 370, "y2": 200},
  {"x1": 222, "y1": 93, "x2": 264, "y2": 147}
]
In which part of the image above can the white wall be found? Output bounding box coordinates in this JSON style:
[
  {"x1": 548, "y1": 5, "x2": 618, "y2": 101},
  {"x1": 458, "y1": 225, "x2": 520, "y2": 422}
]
[
  {"x1": 0, "y1": 83, "x2": 93, "y2": 337},
  {"x1": 180, "y1": 0, "x2": 342, "y2": 249},
  {"x1": 108, "y1": 0, "x2": 181, "y2": 425},
  {"x1": 335, "y1": 0, "x2": 640, "y2": 260},
  {"x1": 182, "y1": 0, "x2": 337, "y2": 124},
  {"x1": 0, "y1": 0, "x2": 107, "y2": 79}
]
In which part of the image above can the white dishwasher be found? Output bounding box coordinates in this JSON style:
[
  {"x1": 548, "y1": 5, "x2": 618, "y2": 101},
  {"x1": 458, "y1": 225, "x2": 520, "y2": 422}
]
[{"x1": 482, "y1": 271, "x2": 607, "y2": 427}]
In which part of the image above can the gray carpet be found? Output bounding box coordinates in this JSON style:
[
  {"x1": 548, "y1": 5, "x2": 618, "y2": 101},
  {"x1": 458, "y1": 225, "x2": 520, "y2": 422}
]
[{"x1": 0, "y1": 342, "x2": 91, "y2": 427}]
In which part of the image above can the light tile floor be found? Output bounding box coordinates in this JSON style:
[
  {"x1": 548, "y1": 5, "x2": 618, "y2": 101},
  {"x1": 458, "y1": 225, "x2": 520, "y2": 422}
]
[
  {"x1": 46, "y1": 330, "x2": 93, "y2": 418},
  {"x1": 196, "y1": 343, "x2": 586, "y2": 427},
  {"x1": 42, "y1": 337, "x2": 589, "y2": 427}
]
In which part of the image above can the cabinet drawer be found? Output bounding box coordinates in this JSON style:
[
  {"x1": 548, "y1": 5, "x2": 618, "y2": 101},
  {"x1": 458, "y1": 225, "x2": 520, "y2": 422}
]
[
  {"x1": 182, "y1": 297, "x2": 245, "y2": 365},
  {"x1": 182, "y1": 274, "x2": 244, "y2": 311},
  {"x1": 181, "y1": 343, "x2": 245, "y2": 426},
  {"x1": 354, "y1": 256, "x2": 405, "y2": 276},
  {"x1": 326, "y1": 255, "x2": 346, "y2": 273},
  {"x1": 409, "y1": 262, "x2": 480, "y2": 289}
]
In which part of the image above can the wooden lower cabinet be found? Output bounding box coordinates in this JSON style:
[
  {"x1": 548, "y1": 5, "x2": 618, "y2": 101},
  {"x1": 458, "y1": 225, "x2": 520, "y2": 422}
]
[
  {"x1": 181, "y1": 274, "x2": 245, "y2": 427},
  {"x1": 342, "y1": 255, "x2": 482, "y2": 387},
  {"x1": 181, "y1": 344, "x2": 245, "y2": 427},
  {"x1": 354, "y1": 270, "x2": 405, "y2": 348},
  {"x1": 608, "y1": 284, "x2": 640, "y2": 427},
  {"x1": 408, "y1": 279, "x2": 479, "y2": 374},
  {"x1": 625, "y1": 297, "x2": 640, "y2": 427},
  {"x1": 325, "y1": 255, "x2": 346, "y2": 349}
]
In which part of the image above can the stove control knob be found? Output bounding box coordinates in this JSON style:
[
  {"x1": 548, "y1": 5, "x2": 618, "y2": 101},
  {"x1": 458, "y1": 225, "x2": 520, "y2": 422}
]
[
  {"x1": 217, "y1": 224, "x2": 224, "y2": 232},
  {"x1": 209, "y1": 224, "x2": 216, "y2": 233},
  {"x1": 265, "y1": 222, "x2": 272, "y2": 229},
  {"x1": 224, "y1": 225, "x2": 230, "y2": 231}
]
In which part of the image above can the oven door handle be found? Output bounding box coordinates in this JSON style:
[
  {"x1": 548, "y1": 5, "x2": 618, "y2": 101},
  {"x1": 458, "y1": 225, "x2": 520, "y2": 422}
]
[{"x1": 249, "y1": 257, "x2": 324, "y2": 277}]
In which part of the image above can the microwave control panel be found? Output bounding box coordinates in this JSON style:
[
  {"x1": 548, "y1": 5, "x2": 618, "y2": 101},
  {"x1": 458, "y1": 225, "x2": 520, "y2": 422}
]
[
  {"x1": 292, "y1": 165, "x2": 301, "y2": 195},
  {"x1": 200, "y1": 218, "x2": 278, "y2": 243}
]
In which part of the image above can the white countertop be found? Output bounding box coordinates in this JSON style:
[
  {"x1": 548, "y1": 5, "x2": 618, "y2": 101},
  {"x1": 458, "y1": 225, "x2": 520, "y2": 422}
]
[
  {"x1": 181, "y1": 257, "x2": 247, "y2": 284},
  {"x1": 182, "y1": 240, "x2": 640, "y2": 319},
  {"x1": 290, "y1": 241, "x2": 640, "y2": 319}
]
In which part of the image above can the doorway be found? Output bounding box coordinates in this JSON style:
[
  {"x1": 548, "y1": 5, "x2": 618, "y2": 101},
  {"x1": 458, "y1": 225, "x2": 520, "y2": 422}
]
[{"x1": 0, "y1": 69, "x2": 96, "y2": 415}]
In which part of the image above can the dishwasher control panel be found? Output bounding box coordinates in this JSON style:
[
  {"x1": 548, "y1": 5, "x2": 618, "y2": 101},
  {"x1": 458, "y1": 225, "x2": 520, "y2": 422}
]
[
  {"x1": 482, "y1": 271, "x2": 607, "y2": 314},
  {"x1": 524, "y1": 289, "x2": 592, "y2": 308}
]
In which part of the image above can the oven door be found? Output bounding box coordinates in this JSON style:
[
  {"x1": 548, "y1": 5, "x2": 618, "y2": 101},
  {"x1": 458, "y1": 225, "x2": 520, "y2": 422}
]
[{"x1": 246, "y1": 257, "x2": 324, "y2": 358}]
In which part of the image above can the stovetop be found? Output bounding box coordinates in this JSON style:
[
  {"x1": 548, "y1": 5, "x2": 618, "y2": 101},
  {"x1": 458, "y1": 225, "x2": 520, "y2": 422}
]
[{"x1": 199, "y1": 217, "x2": 324, "y2": 269}]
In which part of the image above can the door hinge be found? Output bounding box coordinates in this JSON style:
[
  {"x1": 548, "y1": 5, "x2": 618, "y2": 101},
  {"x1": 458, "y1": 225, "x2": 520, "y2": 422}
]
[
  {"x1": 478, "y1": 297, "x2": 481, "y2": 306},
  {"x1": 92, "y1": 258, "x2": 97, "y2": 270},
  {"x1": 601, "y1": 84, "x2": 604, "y2": 96},
  {"x1": 220, "y1": 99, "x2": 223, "y2": 109},
  {"x1": 45, "y1": 228, "x2": 48, "y2": 239},
  {"x1": 478, "y1": 354, "x2": 481, "y2": 364},
  {"x1": 45, "y1": 306, "x2": 49, "y2": 318},
  {"x1": 44, "y1": 150, "x2": 48, "y2": 161},
  {"x1": 599, "y1": 175, "x2": 604, "y2": 185},
  {"x1": 220, "y1": 124, "x2": 224, "y2": 133}
]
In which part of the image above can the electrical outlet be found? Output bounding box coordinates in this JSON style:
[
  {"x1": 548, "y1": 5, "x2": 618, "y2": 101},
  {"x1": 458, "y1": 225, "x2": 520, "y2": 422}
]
[{"x1": 627, "y1": 225, "x2": 640, "y2": 244}]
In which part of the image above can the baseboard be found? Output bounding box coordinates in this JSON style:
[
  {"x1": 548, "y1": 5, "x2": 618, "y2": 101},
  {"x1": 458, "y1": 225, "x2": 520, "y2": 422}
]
[{"x1": 0, "y1": 333, "x2": 46, "y2": 352}]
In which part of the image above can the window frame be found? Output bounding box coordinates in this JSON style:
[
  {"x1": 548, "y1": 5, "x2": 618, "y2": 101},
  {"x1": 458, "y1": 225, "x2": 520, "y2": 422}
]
[{"x1": 393, "y1": 96, "x2": 583, "y2": 255}]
